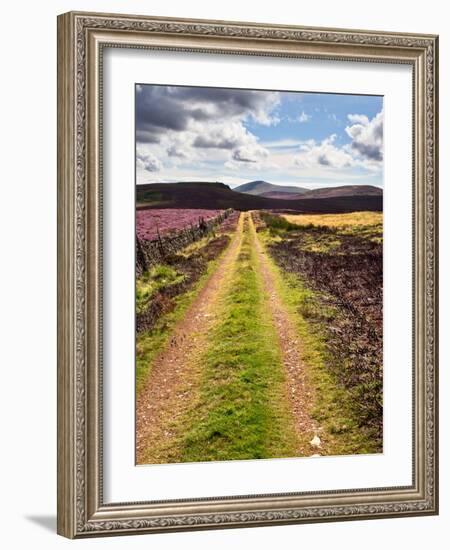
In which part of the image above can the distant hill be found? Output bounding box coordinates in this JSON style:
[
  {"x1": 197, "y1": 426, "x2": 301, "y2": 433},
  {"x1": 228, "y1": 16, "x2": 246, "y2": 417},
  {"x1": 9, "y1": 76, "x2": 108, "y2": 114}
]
[
  {"x1": 234, "y1": 180, "x2": 308, "y2": 196},
  {"x1": 260, "y1": 191, "x2": 302, "y2": 200},
  {"x1": 260, "y1": 185, "x2": 382, "y2": 201},
  {"x1": 136, "y1": 181, "x2": 382, "y2": 213},
  {"x1": 299, "y1": 185, "x2": 382, "y2": 200}
]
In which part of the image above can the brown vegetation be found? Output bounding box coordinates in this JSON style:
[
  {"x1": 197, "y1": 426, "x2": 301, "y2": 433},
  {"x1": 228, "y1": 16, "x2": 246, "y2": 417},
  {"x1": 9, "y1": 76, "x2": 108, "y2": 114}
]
[{"x1": 263, "y1": 213, "x2": 383, "y2": 446}]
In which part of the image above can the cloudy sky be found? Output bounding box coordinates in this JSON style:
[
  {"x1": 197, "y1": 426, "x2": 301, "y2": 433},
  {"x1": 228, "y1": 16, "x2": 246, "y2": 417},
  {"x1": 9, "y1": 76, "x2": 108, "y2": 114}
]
[{"x1": 136, "y1": 84, "x2": 383, "y2": 189}]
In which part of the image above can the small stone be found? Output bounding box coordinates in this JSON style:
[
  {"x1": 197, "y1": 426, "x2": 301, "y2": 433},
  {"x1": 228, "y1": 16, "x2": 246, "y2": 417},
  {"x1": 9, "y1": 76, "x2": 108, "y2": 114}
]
[{"x1": 310, "y1": 435, "x2": 321, "y2": 448}]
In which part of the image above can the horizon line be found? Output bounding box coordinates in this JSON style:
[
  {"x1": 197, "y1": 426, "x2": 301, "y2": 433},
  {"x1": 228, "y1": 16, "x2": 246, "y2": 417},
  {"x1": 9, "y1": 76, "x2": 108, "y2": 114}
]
[{"x1": 136, "y1": 180, "x2": 384, "y2": 190}]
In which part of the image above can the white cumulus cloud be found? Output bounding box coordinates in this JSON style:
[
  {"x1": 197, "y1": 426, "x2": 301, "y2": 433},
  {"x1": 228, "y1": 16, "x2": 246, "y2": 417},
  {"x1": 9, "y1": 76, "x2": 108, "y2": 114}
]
[
  {"x1": 345, "y1": 111, "x2": 383, "y2": 162},
  {"x1": 136, "y1": 150, "x2": 162, "y2": 172},
  {"x1": 135, "y1": 85, "x2": 278, "y2": 178},
  {"x1": 232, "y1": 143, "x2": 269, "y2": 163},
  {"x1": 294, "y1": 134, "x2": 355, "y2": 170},
  {"x1": 347, "y1": 113, "x2": 369, "y2": 125}
]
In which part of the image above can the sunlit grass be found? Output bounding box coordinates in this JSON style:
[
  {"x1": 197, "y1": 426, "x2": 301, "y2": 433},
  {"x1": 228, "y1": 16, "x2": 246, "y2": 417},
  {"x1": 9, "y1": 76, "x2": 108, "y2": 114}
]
[
  {"x1": 177, "y1": 217, "x2": 298, "y2": 462},
  {"x1": 179, "y1": 232, "x2": 219, "y2": 257},
  {"x1": 283, "y1": 211, "x2": 382, "y2": 228},
  {"x1": 282, "y1": 211, "x2": 383, "y2": 243},
  {"x1": 136, "y1": 264, "x2": 185, "y2": 315}
]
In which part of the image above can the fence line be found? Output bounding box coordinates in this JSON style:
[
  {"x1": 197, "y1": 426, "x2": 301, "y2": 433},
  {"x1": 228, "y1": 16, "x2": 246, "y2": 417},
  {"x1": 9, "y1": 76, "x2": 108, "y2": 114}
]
[{"x1": 136, "y1": 209, "x2": 233, "y2": 276}]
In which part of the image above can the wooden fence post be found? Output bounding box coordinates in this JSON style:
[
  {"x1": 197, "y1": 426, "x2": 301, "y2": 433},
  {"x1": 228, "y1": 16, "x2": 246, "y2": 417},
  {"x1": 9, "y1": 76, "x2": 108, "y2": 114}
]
[
  {"x1": 156, "y1": 227, "x2": 165, "y2": 259},
  {"x1": 136, "y1": 234, "x2": 148, "y2": 274}
]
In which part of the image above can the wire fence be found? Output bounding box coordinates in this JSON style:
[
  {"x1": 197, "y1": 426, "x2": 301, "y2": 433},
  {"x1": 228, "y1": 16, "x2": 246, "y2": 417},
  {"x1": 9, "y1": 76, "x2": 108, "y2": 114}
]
[{"x1": 136, "y1": 209, "x2": 233, "y2": 276}]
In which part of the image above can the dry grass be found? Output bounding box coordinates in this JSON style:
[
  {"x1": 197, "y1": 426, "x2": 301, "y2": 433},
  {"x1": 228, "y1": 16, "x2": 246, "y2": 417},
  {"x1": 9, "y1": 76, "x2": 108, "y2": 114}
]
[{"x1": 283, "y1": 211, "x2": 382, "y2": 228}]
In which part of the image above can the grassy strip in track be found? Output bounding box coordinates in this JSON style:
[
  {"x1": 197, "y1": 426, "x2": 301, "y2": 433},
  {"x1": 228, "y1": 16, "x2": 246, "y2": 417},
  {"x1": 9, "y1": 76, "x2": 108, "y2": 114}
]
[
  {"x1": 258, "y1": 228, "x2": 381, "y2": 455},
  {"x1": 136, "y1": 237, "x2": 231, "y2": 398},
  {"x1": 177, "y1": 216, "x2": 298, "y2": 463}
]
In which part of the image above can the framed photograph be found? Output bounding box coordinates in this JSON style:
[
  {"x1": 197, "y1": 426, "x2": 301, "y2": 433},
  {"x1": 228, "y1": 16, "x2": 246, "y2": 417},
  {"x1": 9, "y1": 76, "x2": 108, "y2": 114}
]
[{"x1": 57, "y1": 11, "x2": 439, "y2": 538}]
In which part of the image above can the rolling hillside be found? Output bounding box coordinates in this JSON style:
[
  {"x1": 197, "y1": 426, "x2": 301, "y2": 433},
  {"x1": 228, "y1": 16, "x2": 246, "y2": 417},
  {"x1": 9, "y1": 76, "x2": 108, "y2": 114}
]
[
  {"x1": 136, "y1": 182, "x2": 382, "y2": 213},
  {"x1": 260, "y1": 191, "x2": 302, "y2": 199},
  {"x1": 295, "y1": 185, "x2": 382, "y2": 200},
  {"x1": 261, "y1": 185, "x2": 382, "y2": 200},
  {"x1": 234, "y1": 180, "x2": 308, "y2": 196}
]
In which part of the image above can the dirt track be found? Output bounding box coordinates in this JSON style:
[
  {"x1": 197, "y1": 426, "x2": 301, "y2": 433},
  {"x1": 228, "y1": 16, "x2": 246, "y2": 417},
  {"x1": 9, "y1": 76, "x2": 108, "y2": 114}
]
[
  {"x1": 136, "y1": 214, "x2": 244, "y2": 464},
  {"x1": 248, "y1": 215, "x2": 320, "y2": 454},
  {"x1": 136, "y1": 212, "x2": 320, "y2": 463}
]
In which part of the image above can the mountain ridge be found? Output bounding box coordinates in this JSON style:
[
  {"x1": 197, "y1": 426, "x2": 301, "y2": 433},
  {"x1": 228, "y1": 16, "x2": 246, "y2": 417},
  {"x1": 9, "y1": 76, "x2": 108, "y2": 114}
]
[
  {"x1": 233, "y1": 180, "x2": 308, "y2": 196},
  {"x1": 136, "y1": 182, "x2": 382, "y2": 213},
  {"x1": 295, "y1": 184, "x2": 382, "y2": 199}
]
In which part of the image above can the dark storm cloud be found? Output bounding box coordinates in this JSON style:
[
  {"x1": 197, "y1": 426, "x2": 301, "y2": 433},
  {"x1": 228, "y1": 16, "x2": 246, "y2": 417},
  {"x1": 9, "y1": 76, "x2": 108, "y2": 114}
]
[
  {"x1": 136, "y1": 87, "x2": 208, "y2": 132},
  {"x1": 192, "y1": 134, "x2": 237, "y2": 149},
  {"x1": 350, "y1": 141, "x2": 383, "y2": 161},
  {"x1": 135, "y1": 85, "x2": 278, "y2": 145},
  {"x1": 135, "y1": 130, "x2": 161, "y2": 144},
  {"x1": 172, "y1": 86, "x2": 275, "y2": 115}
]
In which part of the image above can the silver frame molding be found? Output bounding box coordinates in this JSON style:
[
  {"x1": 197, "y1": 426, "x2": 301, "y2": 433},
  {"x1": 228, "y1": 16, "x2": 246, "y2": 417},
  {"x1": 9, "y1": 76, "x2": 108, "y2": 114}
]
[{"x1": 57, "y1": 11, "x2": 439, "y2": 538}]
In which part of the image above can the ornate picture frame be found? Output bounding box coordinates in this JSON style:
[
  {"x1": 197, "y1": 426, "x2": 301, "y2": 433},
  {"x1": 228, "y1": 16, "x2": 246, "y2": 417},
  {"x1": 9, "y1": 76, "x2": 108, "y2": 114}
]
[{"x1": 57, "y1": 11, "x2": 438, "y2": 538}]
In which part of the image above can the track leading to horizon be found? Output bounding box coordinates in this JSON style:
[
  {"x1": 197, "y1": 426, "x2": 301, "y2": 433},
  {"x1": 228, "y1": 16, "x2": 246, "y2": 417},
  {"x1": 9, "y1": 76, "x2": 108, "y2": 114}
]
[
  {"x1": 136, "y1": 212, "x2": 324, "y2": 464},
  {"x1": 136, "y1": 213, "x2": 245, "y2": 464}
]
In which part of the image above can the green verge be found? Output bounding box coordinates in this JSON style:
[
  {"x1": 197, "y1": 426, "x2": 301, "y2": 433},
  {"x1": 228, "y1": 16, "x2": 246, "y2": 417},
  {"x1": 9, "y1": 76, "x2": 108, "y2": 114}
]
[
  {"x1": 177, "y1": 217, "x2": 298, "y2": 463},
  {"x1": 258, "y1": 229, "x2": 380, "y2": 456},
  {"x1": 136, "y1": 237, "x2": 230, "y2": 398},
  {"x1": 136, "y1": 264, "x2": 185, "y2": 315},
  {"x1": 340, "y1": 222, "x2": 383, "y2": 243}
]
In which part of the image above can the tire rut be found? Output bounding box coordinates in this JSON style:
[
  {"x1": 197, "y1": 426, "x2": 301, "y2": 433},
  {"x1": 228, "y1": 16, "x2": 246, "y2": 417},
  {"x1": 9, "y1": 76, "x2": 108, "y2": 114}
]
[
  {"x1": 136, "y1": 213, "x2": 244, "y2": 464},
  {"x1": 248, "y1": 214, "x2": 322, "y2": 455}
]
